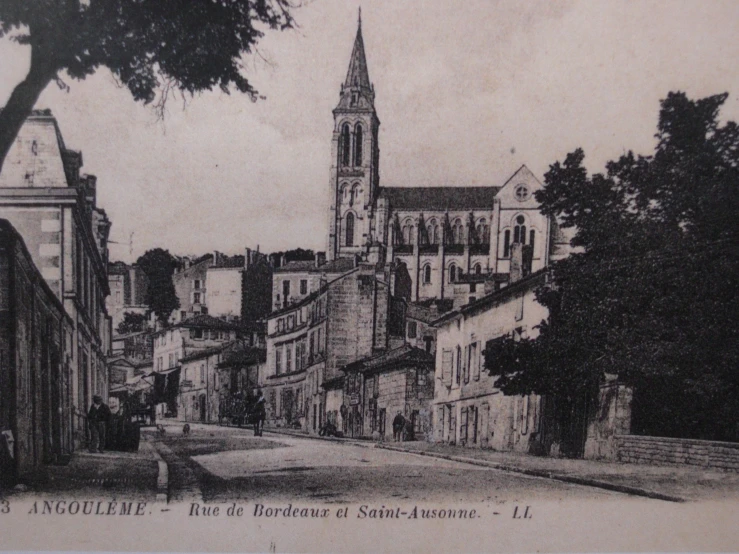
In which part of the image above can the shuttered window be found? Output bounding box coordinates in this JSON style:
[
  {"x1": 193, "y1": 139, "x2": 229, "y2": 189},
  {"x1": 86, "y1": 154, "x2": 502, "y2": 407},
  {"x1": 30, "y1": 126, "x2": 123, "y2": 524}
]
[
  {"x1": 441, "y1": 349, "x2": 453, "y2": 388},
  {"x1": 471, "y1": 342, "x2": 480, "y2": 381}
]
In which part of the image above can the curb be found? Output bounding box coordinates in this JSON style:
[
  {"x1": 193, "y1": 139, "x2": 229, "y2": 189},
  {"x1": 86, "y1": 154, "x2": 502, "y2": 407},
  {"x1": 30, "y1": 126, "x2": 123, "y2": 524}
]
[
  {"x1": 263, "y1": 427, "x2": 372, "y2": 449},
  {"x1": 376, "y1": 444, "x2": 686, "y2": 503},
  {"x1": 140, "y1": 437, "x2": 169, "y2": 503}
]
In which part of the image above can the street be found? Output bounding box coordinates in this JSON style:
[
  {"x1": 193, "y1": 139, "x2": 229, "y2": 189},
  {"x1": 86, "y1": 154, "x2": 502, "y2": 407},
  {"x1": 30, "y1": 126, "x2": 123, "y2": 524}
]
[{"x1": 148, "y1": 423, "x2": 617, "y2": 504}]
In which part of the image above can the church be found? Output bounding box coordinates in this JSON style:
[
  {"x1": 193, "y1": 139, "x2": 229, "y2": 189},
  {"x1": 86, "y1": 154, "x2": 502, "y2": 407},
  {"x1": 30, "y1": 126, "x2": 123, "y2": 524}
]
[{"x1": 324, "y1": 15, "x2": 570, "y2": 302}]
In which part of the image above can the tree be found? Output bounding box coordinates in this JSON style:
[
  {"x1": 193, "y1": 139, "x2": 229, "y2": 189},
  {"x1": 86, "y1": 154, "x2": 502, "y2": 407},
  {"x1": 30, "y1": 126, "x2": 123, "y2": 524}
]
[
  {"x1": 0, "y1": 0, "x2": 295, "y2": 172},
  {"x1": 485, "y1": 92, "x2": 739, "y2": 442},
  {"x1": 116, "y1": 311, "x2": 148, "y2": 336},
  {"x1": 137, "y1": 248, "x2": 180, "y2": 326}
]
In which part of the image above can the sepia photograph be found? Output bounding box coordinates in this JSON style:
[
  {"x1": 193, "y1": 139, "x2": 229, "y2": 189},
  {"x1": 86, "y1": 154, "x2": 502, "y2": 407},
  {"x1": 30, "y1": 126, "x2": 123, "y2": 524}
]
[{"x1": 0, "y1": 0, "x2": 737, "y2": 552}]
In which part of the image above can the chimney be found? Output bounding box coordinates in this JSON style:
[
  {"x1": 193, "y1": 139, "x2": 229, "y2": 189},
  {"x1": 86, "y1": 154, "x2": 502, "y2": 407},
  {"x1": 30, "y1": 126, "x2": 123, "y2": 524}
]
[
  {"x1": 315, "y1": 251, "x2": 326, "y2": 268},
  {"x1": 510, "y1": 243, "x2": 523, "y2": 283}
]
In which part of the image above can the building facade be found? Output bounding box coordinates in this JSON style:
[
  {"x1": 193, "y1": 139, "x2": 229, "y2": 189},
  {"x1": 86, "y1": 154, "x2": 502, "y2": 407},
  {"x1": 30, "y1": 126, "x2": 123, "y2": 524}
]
[
  {"x1": 107, "y1": 261, "x2": 149, "y2": 332},
  {"x1": 325, "y1": 20, "x2": 571, "y2": 302},
  {"x1": 0, "y1": 219, "x2": 75, "y2": 481},
  {"x1": 0, "y1": 110, "x2": 113, "y2": 449}
]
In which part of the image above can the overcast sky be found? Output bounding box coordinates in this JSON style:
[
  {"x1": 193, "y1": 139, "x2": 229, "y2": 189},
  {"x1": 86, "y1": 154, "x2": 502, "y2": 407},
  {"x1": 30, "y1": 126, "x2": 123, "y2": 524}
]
[{"x1": 1, "y1": 0, "x2": 738, "y2": 262}]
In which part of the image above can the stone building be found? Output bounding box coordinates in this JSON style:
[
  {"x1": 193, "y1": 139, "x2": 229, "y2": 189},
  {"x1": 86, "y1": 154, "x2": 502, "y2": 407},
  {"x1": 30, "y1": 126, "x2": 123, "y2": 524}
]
[
  {"x1": 264, "y1": 258, "x2": 409, "y2": 433},
  {"x1": 325, "y1": 19, "x2": 571, "y2": 301},
  {"x1": 0, "y1": 219, "x2": 75, "y2": 481},
  {"x1": 432, "y1": 268, "x2": 548, "y2": 451},
  {"x1": 151, "y1": 314, "x2": 238, "y2": 418},
  {"x1": 107, "y1": 261, "x2": 149, "y2": 332},
  {"x1": 271, "y1": 255, "x2": 353, "y2": 311},
  {"x1": 0, "y1": 110, "x2": 112, "y2": 448}
]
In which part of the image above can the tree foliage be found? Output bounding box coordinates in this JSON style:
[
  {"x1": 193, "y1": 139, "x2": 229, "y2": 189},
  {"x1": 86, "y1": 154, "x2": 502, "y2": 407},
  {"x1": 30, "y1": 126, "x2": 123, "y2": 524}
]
[
  {"x1": 0, "y1": 0, "x2": 295, "y2": 171},
  {"x1": 116, "y1": 311, "x2": 148, "y2": 336},
  {"x1": 136, "y1": 248, "x2": 180, "y2": 326},
  {"x1": 485, "y1": 92, "x2": 739, "y2": 441}
]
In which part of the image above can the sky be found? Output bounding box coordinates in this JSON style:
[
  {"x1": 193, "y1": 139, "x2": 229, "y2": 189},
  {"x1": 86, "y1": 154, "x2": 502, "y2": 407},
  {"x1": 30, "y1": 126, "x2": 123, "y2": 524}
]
[{"x1": 1, "y1": 0, "x2": 738, "y2": 263}]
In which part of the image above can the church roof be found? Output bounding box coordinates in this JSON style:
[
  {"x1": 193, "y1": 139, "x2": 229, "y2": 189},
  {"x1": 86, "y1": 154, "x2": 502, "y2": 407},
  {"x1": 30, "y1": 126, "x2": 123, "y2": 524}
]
[
  {"x1": 344, "y1": 11, "x2": 371, "y2": 91},
  {"x1": 378, "y1": 186, "x2": 501, "y2": 211}
]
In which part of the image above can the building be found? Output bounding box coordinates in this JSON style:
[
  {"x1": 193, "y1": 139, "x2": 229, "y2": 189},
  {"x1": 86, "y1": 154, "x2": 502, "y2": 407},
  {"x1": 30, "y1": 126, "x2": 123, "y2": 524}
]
[
  {"x1": 151, "y1": 314, "x2": 239, "y2": 418},
  {"x1": 271, "y1": 255, "x2": 353, "y2": 311},
  {"x1": 172, "y1": 248, "x2": 271, "y2": 324},
  {"x1": 179, "y1": 339, "x2": 266, "y2": 424},
  {"x1": 107, "y1": 261, "x2": 149, "y2": 332},
  {"x1": 264, "y1": 256, "x2": 410, "y2": 434},
  {"x1": 0, "y1": 219, "x2": 75, "y2": 481},
  {"x1": 431, "y1": 266, "x2": 549, "y2": 451},
  {"x1": 325, "y1": 19, "x2": 571, "y2": 301},
  {"x1": 0, "y1": 110, "x2": 113, "y2": 448}
]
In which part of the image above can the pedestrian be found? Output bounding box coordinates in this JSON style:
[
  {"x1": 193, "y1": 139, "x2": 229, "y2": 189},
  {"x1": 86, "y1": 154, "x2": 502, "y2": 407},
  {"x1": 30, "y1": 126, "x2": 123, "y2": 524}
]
[
  {"x1": 84, "y1": 395, "x2": 111, "y2": 453},
  {"x1": 392, "y1": 411, "x2": 405, "y2": 442},
  {"x1": 253, "y1": 389, "x2": 266, "y2": 437}
]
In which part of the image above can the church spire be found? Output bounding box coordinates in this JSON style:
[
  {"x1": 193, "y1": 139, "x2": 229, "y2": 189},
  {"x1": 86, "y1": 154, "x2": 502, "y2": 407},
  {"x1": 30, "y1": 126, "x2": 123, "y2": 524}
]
[{"x1": 344, "y1": 8, "x2": 372, "y2": 92}]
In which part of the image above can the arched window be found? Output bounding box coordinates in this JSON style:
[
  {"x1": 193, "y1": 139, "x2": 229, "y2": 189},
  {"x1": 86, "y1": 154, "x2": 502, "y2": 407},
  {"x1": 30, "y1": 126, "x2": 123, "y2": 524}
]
[
  {"x1": 354, "y1": 124, "x2": 363, "y2": 166},
  {"x1": 402, "y1": 220, "x2": 414, "y2": 245},
  {"x1": 513, "y1": 215, "x2": 526, "y2": 245},
  {"x1": 474, "y1": 263, "x2": 482, "y2": 275},
  {"x1": 345, "y1": 213, "x2": 355, "y2": 246},
  {"x1": 340, "y1": 183, "x2": 349, "y2": 202},
  {"x1": 529, "y1": 229, "x2": 536, "y2": 252},
  {"x1": 453, "y1": 219, "x2": 464, "y2": 244},
  {"x1": 476, "y1": 219, "x2": 489, "y2": 243},
  {"x1": 504, "y1": 230, "x2": 511, "y2": 257},
  {"x1": 423, "y1": 265, "x2": 432, "y2": 284},
  {"x1": 350, "y1": 183, "x2": 359, "y2": 207},
  {"x1": 341, "y1": 124, "x2": 351, "y2": 166},
  {"x1": 427, "y1": 220, "x2": 439, "y2": 245},
  {"x1": 449, "y1": 263, "x2": 458, "y2": 283}
]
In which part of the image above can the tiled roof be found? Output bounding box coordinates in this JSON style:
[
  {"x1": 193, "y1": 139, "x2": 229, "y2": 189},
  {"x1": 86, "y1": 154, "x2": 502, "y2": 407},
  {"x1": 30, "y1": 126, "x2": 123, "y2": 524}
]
[
  {"x1": 177, "y1": 314, "x2": 240, "y2": 331},
  {"x1": 379, "y1": 186, "x2": 500, "y2": 211},
  {"x1": 275, "y1": 258, "x2": 355, "y2": 274}
]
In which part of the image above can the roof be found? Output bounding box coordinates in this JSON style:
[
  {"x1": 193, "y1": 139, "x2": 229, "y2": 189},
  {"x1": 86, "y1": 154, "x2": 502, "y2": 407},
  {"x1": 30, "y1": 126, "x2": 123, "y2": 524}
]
[
  {"x1": 433, "y1": 269, "x2": 548, "y2": 326},
  {"x1": 345, "y1": 13, "x2": 371, "y2": 90},
  {"x1": 341, "y1": 345, "x2": 434, "y2": 374},
  {"x1": 275, "y1": 257, "x2": 355, "y2": 274},
  {"x1": 176, "y1": 314, "x2": 241, "y2": 331},
  {"x1": 379, "y1": 186, "x2": 500, "y2": 211}
]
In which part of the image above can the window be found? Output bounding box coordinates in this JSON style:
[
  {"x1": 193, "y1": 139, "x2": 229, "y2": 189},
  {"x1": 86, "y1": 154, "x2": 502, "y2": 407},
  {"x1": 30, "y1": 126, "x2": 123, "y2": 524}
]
[
  {"x1": 427, "y1": 220, "x2": 439, "y2": 244},
  {"x1": 514, "y1": 215, "x2": 527, "y2": 245},
  {"x1": 350, "y1": 184, "x2": 359, "y2": 206},
  {"x1": 449, "y1": 264, "x2": 458, "y2": 283},
  {"x1": 168, "y1": 353, "x2": 174, "y2": 368},
  {"x1": 471, "y1": 341, "x2": 480, "y2": 381},
  {"x1": 476, "y1": 219, "x2": 489, "y2": 243},
  {"x1": 200, "y1": 364, "x2": 205, "y2": 383},
  {"x1": 402, "y1": 221, "x2": 414, "y2": 245},
  {"x1": 423, "y1": 265, "x2": 432, "y2": 284},
  {"x1": 277, "y1": 319, "x2": 284, "y2": 333},
  {"x1": 193, "y1": 292, "x2": 201, "y2": 304},
  {"x1": 275, "y1": 347, "x2": 282, "y2": 374},
  {"x1": 529, "y1": 229, "x2": 536, "y2": 252},
  {"x1": 193, "y1": 328, "x2": 203, "y2": 339},
  {"x1": 453, "y1": 219, "x2": 464, "y2": 244},
  {"x1": 282, "y1": 280, "x2": 291, "y2": 301},
  {"x1": 193, "y1": 279, "x2": 201, "y2": 290},
  {"x1": 441, "y1": 348, "x2": 453, "y2": 387},
  {"x1": 345, "y1": 212, "x2": 355, "y2": 246},
  {"x1": 286, "y1": 345, "x2": 292, "y2": 372},
  {"x1": 514, "y1": 184, "x2": 530, "y2": 202},
  {"x1": 341, "y1": 123, "x2": 351, "y2": 166},
  {"x1": 407, "y1": 321, "x2": 418, "y2": 339},
  {"x1": 474, "y1": 264, "x2": 482, "y2": 275},
  {"x1": 354, "y1": 124, "x2": 363, "y2": 166},
  {"x1": 317, "y1": 328, "x2": 324, "y2": 353},
  {"x1": 300, "y1": 279, "x2": 308, "y2": 295},
  {"x1": 115, "y1": 290, "x2": 121, "y2": 303},
  {"x1": 504, "y1": 230, "x2": 511, "y2": 257},
  {"x1": 455, "y1": 345, "x2": 462, "y2": 385}
]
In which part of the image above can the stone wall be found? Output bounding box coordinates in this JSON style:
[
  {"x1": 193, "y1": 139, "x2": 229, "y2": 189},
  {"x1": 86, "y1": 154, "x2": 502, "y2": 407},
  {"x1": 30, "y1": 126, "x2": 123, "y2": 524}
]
[{"x1": 615, "y1": 435, "x2": 739, "y2": 472}]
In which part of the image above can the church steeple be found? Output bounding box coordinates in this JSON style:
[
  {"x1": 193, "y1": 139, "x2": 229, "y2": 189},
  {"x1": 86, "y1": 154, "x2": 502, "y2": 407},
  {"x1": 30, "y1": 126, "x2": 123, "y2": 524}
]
[{"x1": 337, "y1": 8, "x2": 374, "y2": 109}]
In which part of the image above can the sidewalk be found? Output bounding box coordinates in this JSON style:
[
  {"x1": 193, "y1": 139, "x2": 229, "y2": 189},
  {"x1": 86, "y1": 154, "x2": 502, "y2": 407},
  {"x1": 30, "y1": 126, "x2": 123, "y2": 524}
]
[
  {"x1": 4, "y1": 436, "x2": 162, "y2": 502},
  {"x1": 376, "y1": 441, "x2": 739, "y2": 502}
]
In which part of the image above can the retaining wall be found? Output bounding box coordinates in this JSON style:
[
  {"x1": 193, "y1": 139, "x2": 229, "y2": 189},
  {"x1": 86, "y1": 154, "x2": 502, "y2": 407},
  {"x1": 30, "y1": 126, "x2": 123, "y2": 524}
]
[{"x1": 615, "y1": 435, "x2": 739, "y2": 472}]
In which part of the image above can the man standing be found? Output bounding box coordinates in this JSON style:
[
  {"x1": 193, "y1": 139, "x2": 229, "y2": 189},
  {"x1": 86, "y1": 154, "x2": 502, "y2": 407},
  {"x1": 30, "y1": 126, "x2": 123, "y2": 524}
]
[
  {"x1": 253, "y1": 389, "x2": 266, "y2": 437},
  {"x1": 87, "y1": 395, "x2": 111, "y2": 453},
  {"x1": 392, "y1": 411, "x2": 405, "y2": 442}
]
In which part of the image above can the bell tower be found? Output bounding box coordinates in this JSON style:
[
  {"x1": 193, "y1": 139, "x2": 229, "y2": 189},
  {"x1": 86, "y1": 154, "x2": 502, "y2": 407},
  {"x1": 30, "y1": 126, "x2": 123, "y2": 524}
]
[{"x1": 327, "y1": 9, "x2": 381, "y2": 261}]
